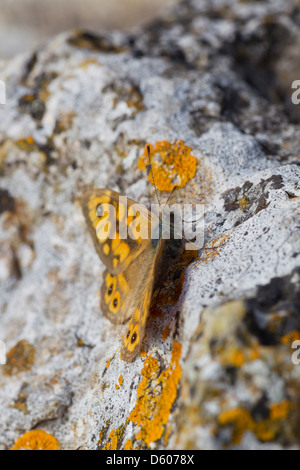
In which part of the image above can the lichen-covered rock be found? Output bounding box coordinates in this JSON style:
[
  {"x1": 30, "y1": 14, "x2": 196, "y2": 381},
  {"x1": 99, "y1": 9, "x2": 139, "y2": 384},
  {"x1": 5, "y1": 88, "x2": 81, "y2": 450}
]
[{"x1": 0, "y1": 0, "x2": 299, "y2": 450}]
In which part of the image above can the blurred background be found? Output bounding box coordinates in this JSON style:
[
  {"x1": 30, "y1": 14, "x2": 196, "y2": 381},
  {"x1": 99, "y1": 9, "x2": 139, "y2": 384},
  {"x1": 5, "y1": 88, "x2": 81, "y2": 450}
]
[{"x1": 0, "y1": 0, "x2": 179, "y2": 58}]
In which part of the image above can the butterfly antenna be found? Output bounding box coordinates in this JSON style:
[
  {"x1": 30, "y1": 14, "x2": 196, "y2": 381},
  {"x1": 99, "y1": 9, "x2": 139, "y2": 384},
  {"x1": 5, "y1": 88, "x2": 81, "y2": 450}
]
[
  {"x1": 146, "y1": 145, "x2": 161, "y2": 208},
  {"x1": 164, "y1": 186, "x2": 176, "y2": 207}
]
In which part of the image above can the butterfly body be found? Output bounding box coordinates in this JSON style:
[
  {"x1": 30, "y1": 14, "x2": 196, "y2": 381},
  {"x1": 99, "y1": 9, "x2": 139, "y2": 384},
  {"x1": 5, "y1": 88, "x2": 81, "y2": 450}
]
[{"x1": 81, "y1": 188, "x2": 167, "y2": 362}]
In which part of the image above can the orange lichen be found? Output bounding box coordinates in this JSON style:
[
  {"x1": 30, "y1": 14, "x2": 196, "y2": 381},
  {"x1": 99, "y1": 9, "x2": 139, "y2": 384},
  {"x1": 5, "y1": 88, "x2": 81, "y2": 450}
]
[
  {"x1": 138, "y1": 141, "x2": 197, "y2": 192},
  {"x1": 249, "y1": 345, "x2": 259, "y2": 361},
  {"x1": 218, "y1": 401, "x2": 291, "y2": 444},
  {"x1": 281, "y1": 330, "x2": 300, "y2": 345},
  {"x1": 164, "y1": 425, "x2": 172, "y2": 446},
  {"x1": 98, "y1": 419, "x2": 110, "y2": 447},
  {"x1": 19, "y1": 94, "x2": 35, "y2": 103},
  {"x1": 270, "y1": 401, "x2": 291, "y2": 420},
  {"x1": 26, "y1": 136, "x2": 34, "y2": 145},
  {"x1": 238, "y1": 196, "x2": 248, "y2": 210},
  {"x1": 11, "y1": 430, "x2": 59, "y2": 450},
  {"x1": 128, "y1": 341, "x2": 182, "y2": 447},
  {"x1": 106, "y1": 358, "x2": 111, "y2": 369},
  {"x1": 162, "y1": 325, "x2": 170, "y2": 341},
  {"x1": 16, "y1": 136, "x2": 37, "y2": 152},
  {"x1": 102, "y1": 429, "x2": 118, "y2": 450},
  {"x1": 199, "y1": 232, "x2": 231, "y2": 264},
  {"x1": 215, "y1": 338, "x2": 260, "y2": 369},
  {"x1": 4, "y1": 340, "x2": 35, "y2": 376},
  {"x1": 100, "y1": 424, "x2": 126, "y2": 450},
  {"x1": 218, "y1": 409, "x2": 253, "y2": 444},
  {"x1": 124, "y1": 439, "x2": 133, "y2": 450},
  {"x1": 115, "y1": 373, "x2": 123, "y2": 389},
  {"x1": 229, "y1": 350, "x2": 245, "y2": 367}
]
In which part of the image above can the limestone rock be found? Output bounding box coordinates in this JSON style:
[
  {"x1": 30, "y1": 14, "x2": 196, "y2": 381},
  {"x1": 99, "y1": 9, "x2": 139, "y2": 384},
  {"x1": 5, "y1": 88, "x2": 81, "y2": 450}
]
[{"x1": 0, "y1": 0, "x2": 299, "y2": 450}]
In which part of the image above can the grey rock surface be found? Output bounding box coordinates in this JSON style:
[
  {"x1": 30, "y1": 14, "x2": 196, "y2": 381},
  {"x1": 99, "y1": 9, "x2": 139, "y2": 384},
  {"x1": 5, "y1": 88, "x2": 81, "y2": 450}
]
[{"x1": 0, "y1": 0, "x2": 299, "y2": 450}]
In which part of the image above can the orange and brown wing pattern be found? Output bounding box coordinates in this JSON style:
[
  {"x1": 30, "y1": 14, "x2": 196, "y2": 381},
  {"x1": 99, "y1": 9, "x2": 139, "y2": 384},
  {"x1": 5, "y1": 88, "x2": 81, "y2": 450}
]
[
  {"x1": 81, "y1": 189, "x2": 153, "y2": 275},
  {"x1": 82, "y1": 187, "x2": 165, "y2": 362},
  {"x1": 120, "y1": 237, "x2": 165, "y2": 362}
]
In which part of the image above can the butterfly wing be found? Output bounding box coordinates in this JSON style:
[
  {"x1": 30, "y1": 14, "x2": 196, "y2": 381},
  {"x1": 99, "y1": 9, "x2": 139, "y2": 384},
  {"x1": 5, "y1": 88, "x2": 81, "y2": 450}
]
[
  {"x1": 81, "y1": 189, "x2": 153, "y2": 276},
  {"x1": 100, "y1": 254, "x2": 150, "y2": 324},
  {"x1": 120, "y1": 237, "x2": 165, "y2": 362},
  {"x1": 82, "y1": 188, "x2": 164, "y2": 362}
]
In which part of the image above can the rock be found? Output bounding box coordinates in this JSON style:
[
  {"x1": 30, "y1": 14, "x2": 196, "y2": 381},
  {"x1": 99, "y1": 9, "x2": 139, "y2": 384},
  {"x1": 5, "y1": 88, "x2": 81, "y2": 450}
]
[{"x1": 0, "y1": 0, "x2": 299, "y2": 450}]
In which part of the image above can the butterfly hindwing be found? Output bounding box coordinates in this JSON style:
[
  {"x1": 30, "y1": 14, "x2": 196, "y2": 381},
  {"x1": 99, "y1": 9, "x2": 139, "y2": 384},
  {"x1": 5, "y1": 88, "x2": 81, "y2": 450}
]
[
  {"x1": 100, "y1": 247, "x2": 153, "y2": 325},
  {"x1": 120, "y1": 237, "x2": 165, "y2": 362}
]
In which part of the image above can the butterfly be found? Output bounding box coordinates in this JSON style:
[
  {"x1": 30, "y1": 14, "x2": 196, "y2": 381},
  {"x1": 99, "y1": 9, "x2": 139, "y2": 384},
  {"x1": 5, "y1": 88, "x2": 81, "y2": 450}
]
[
  {"x1": 81, "y1": 185, "x2": 170, "y2": 362},
  {"x1": 81, "y1": 145, "x2": 200, "y2": 362}
]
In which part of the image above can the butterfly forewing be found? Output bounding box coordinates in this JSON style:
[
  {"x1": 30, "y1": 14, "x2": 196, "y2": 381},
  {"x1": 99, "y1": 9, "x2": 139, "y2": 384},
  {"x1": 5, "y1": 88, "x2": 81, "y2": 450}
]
[{"x1": 81, "y1": 189, "x2": 157, "y2": 276}]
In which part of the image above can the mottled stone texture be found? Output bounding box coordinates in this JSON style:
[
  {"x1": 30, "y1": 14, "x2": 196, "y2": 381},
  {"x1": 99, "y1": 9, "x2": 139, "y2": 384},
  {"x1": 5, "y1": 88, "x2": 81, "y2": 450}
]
[{"x1": 0, "y1": 0, "x2": 299, "y2": 450}]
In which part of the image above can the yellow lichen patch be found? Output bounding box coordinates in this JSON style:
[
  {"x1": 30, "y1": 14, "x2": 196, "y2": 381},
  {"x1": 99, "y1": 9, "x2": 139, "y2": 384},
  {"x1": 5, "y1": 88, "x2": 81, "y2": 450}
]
[
  {"x1": 3, "y1": 340, "x2": 35, "y2": 376},
  {"x1": 218, "y1": 344, "x2": 260, "y2": 368},
  {"x1": 218, "y1": 409, "x2": 253, "y2": 444},
  {"x1": 138, "y1": 141, "x2": 197, "y2": 192},
  {"x1": 281, "y1": 330, "x2": 300, "y2": 345},
  {"x1": 199, "y1": 232, "x2": 231, "y2": 264},
  {"x1": 114, "y1": 375, "x2": 123, "y2": 390},
  {"x1": 164, "y1": 425, "x2": 172, "y2": 446},
  {"x1": 16, "y1": 136, "x2": 38, "y2": 153},
  {"x1": 102, "y1": 429, "x2": 118, "y2": 450},
  {"x1": 270, "y1": 401, "x2": 291, "y2": 420},
  {"x1": 218, "y1": 401, "x2": 292, "y2": 445},
  {"x1": 128, "y1": 341, "x2": 182, "y2": 447},
  {"x1": 98, "y1": 419, "x2": 110, "y2": 447},
  {"x1": 229, "y1": 350, "x2": 245, "y2": 367},
  {"x1": 100, "y1": 424, "x2": 126, "y2": 450},
  {"x1": 11, "y1": 430, "x2": 59, "y2": 450},
  {"x1": 124, "y1": 439, "x2": 133, "y2": 450},
  {"x1": 249, "y1": 345, "x2": 259, "y2": 361},
  {"x1": 238, "y1": 196, "x2": 248, "y2": 210},
  {"x1": 19, "y1": 94, "x2": 35, "y2": 103}
]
